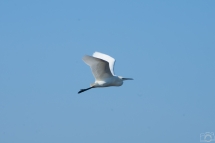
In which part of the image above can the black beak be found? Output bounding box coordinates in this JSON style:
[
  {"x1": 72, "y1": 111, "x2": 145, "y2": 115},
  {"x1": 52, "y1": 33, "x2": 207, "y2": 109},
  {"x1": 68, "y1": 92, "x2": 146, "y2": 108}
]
[{"x1": 122, "y1": 78, "x2": 133, "y2": 80}]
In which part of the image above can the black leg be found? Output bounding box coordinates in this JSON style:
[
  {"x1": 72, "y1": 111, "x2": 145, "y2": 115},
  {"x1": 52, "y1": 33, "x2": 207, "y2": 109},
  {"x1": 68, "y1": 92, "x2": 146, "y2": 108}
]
[{"x1": 78, "y1": 87, "x2": 94, "y2": 94}]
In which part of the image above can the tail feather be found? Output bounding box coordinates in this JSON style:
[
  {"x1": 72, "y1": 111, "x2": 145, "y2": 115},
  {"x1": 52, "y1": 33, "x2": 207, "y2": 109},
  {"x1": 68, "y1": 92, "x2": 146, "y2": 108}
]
[{"x1": 90, "y1": 83, "x2": 96, "y2": 87}]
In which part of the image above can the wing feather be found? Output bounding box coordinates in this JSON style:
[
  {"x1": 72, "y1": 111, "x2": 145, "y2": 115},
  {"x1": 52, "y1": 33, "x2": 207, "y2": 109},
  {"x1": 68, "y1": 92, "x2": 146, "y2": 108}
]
[
  {"x1": 82, "y1": 55, "x2": 113, "y2": 80},
  {"x1": 93, "y1": 52, "x2": 116, "y2": 75}
]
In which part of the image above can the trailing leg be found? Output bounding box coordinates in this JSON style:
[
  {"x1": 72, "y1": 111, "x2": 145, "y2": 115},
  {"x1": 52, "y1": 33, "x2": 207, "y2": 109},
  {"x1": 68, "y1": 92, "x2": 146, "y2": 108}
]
[{"x1": 78, "y1": 87, "x2": 95, "y2": 94}]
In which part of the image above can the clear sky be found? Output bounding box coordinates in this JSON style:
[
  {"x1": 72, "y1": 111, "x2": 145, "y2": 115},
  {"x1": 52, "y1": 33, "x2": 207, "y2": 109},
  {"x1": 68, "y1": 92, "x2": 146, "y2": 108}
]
[{"x1": 0, "y1": 0, "x2": 215, "y2": 143}]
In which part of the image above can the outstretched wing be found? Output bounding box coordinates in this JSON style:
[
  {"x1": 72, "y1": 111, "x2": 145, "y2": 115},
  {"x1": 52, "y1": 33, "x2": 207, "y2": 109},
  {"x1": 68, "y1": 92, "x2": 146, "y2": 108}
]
[
  {"x1": 93, "y1": 52, "x2": 116, "y2": 75},
  {"x1": 83, "y1": 55, "x2": 113, "y2": 81}
]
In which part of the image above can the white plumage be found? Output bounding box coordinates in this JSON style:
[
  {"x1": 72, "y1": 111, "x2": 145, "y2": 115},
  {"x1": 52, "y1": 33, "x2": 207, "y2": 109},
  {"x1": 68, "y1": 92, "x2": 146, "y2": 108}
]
[
  {"x1": 93, "y1": 52, "x2": 115, "y2": 75},
  {"x1": 78, "y1": 52, "x2": 133, "y2": 94}
]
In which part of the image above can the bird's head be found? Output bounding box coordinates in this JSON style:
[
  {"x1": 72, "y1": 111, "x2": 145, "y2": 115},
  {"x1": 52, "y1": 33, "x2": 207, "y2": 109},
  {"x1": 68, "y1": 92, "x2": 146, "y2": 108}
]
[{"x1": 118, "y1": 76, "x2": 133, "y2": 81}]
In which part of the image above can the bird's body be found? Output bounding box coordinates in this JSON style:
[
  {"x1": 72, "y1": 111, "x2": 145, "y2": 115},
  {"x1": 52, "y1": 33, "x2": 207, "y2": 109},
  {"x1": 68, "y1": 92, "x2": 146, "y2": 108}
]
[
  {"x1": 78, "y1": 52, "x2": 133, "y2": 94},
  {"x1": 91, "y1": 76, "x2": 123, "y2": 87}
]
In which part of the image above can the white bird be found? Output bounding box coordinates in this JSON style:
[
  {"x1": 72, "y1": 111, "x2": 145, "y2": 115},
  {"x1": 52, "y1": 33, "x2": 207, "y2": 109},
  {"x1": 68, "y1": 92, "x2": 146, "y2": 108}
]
[{"x1": 78, "y1": 52, "x2": 133, "y2": 94}]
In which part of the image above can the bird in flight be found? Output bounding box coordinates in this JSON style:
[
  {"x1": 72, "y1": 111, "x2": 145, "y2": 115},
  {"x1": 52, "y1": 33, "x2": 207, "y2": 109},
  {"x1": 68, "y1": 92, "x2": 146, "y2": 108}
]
[{"x1": 78, "y1": 52, "x2": 133, "y2": 94}]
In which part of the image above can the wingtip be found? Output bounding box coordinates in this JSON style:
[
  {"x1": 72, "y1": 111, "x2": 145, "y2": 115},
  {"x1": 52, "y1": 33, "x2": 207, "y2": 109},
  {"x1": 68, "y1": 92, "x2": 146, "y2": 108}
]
[{"x1": 93, "y1": 51, "x2": 100, "y2": 56}]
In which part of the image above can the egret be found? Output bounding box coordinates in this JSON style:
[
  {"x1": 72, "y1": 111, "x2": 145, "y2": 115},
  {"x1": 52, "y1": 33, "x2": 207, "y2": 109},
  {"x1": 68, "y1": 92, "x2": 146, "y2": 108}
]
[{"x1": 78, "y1": 52, "x2": 133, "y2": 94}]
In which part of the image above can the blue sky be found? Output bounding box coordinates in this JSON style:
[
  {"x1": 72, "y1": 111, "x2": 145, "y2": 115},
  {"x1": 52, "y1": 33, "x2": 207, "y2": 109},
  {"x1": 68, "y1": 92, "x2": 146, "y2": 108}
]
[{"x1": 0, "y1": 0, "x2": 215, "y2": 143}]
